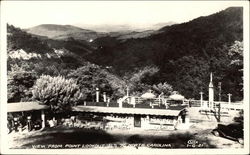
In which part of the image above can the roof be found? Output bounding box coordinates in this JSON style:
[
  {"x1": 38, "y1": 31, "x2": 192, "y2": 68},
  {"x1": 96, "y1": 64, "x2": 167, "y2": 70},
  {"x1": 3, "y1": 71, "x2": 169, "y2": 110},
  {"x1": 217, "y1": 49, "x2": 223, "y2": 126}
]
[
  {"x1": 141, "y1": 92, "x2": 156, "y2": 99},
  {"x1": 72, "y1": 105, "x2": 187, "y2": 116},
  {"x1": 169, "y1": 94, "x2": 185, "y2": 100},
  {"x1": 7, "y1": 102, "x2": 49, "y2": 112}
]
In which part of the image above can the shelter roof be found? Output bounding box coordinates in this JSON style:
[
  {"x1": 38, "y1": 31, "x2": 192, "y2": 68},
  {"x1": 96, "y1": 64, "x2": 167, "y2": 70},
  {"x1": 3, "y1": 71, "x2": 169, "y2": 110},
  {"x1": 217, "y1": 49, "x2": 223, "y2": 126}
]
[
  {"x1": 7, "y1": 102, "x2": 49, "y2": 112},
  {"x1": 72, "y1": 105, "x2": 187, "y2": 116}
]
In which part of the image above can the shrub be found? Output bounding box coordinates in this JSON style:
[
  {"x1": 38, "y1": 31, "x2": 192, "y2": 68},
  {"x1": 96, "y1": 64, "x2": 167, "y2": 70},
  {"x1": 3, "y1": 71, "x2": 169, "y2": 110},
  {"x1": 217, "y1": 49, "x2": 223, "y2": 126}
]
[{"x1": 32, "y1": 75, "x2": 83, "y2": 113}]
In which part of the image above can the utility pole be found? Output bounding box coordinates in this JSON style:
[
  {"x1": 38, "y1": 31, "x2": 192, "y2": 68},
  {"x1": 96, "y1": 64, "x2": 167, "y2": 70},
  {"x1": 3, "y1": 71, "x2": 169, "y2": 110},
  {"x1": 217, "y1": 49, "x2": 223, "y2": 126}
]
[{"x1": 218, "y1": 82, "x2": 221, "y2": 102}]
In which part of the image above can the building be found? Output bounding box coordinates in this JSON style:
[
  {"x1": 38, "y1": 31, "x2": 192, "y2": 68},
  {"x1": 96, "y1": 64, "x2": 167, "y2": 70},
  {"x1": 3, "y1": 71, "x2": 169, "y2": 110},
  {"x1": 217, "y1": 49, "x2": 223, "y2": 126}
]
[
  {"x1": 72, "y1": 101, "x2": 189, "y2": 130},
  {"x1": 7, "y1": 102, "x2": 49, "y2": 132},
  {"x1": 71, "y1": 90, "x2": 189, "y2": 131}
]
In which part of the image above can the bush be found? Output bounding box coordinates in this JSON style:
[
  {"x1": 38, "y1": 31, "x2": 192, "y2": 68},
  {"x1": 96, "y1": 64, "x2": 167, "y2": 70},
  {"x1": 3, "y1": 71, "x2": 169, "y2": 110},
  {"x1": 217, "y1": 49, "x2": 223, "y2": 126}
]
[{"x1": 32, "y1": 75, "x2": 83, "y2": 113}]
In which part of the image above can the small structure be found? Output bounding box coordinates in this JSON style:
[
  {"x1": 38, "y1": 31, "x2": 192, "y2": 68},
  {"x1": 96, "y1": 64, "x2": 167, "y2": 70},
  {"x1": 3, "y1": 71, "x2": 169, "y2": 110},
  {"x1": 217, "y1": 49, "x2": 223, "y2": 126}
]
[
  {"x1": 72, "y1": 89, "x2": 189, "y2": 130},
  {"x1": 199, "y1": 73, "x2": 243, "y2": 117},
  {"x1": 141, "y1": 92, "x2": 156, "y2": 99},
  {"x1": 72, "y1": 103, "x2": 189, "y2": 130},
  {"x1": 7, "y1": 102, "x2": 49, "y2": 129},
  {"x1": 169, "y1": 94, "x2": 185, "y2": 101},
  {"x1": 167, "y1": 93, "x2": 186, "y2": 106}
]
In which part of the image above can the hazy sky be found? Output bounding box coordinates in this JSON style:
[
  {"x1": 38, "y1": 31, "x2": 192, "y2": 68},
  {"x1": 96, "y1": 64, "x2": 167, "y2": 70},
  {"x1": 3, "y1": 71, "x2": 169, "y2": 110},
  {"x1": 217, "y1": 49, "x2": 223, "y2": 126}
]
[{"x1": 2, "y1": 1, "x2": 244, "y2": 30}]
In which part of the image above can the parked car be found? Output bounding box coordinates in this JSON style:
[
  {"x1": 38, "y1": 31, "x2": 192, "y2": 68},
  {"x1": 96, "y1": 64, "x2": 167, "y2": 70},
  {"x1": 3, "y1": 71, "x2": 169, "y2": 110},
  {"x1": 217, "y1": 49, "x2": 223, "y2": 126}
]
[{"x1": 212, "y1": 123, "x2": 243, "y2": 144}]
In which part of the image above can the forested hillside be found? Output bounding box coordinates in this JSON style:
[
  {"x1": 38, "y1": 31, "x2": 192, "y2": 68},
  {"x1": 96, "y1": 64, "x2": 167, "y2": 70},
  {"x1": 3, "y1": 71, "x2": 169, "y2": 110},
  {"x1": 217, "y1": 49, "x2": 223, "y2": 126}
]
[
  {"x1": 7, "y1": 7, "x2": 243, "y2": 103},
  {"x1": 87, "y1": 7, "x2": 243, "y2": 101}
]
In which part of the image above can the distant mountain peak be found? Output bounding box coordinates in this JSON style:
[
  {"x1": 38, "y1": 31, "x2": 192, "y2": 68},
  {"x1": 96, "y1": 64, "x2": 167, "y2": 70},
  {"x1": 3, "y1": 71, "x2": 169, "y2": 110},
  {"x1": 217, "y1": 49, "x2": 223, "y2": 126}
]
[{"x1": 25, "y1": 24, "x2": 105, "y2": 41}]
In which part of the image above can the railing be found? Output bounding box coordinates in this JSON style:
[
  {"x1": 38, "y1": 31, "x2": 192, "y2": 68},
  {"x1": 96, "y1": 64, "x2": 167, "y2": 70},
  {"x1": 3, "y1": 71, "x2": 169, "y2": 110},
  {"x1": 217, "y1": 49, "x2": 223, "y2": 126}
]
[
  {"x1": 83, "y1": 102, "x2": 119, "y2": 107},
  {"x1": 189, "y1": 100, "x2": 202, "y2": 107},
  {"x1": 78, "y1": 101, "x2": 168, "y2": 110},
  {"x1": 189, "y1": 99, "x2": 244, "y2": 110},
  {"x1": 123, "y1": 96, "x2": 166, "y2": 104}
]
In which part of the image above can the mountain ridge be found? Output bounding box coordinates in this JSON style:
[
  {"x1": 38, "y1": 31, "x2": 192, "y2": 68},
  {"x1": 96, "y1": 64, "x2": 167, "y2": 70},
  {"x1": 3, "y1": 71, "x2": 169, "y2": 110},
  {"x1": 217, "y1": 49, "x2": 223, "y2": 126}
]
[
  {"x1": 8, "y1": 7, "x2": 243, "y2": 101},
  {"x1": 25, "y1": 24, "x2": 105, "y2": 41}
]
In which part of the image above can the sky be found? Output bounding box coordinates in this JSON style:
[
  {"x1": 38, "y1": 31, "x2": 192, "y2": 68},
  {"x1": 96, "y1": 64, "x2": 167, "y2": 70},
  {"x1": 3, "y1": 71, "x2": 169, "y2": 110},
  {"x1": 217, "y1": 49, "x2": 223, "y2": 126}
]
[{"x1": 1, "y1": 1, "x2": 245, "y2": 31}]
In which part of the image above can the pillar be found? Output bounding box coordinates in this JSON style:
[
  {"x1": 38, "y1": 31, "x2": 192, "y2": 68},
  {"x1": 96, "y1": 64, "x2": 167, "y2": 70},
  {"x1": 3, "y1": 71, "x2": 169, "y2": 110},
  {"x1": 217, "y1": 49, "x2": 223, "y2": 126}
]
[
  {"x1": 131, "y1": 97, "x2": 136, "y2": 108},
  {"x1": 208, "y1": 73, "x2": 214, "y2": 109},
  {"x1": 200, "y1": 92, "x2": 203, "y2": 108},
  {"x1": 103, "y1": 92, "x2": 107, "y2": 102},
  {"x1": 118, "y1": 100, "x2": 122, "y2": 108},
  {"x1": 228, "y1": 93, "x2": 232, "y2": 105},
  {"x1": 126, "y1": 86, "x2": 129, "y2": 97},
  {"x1": 41, "y1": 110, "x2": 45, "y2": 129},
  {"x1": 96, "y1": 88, "x2": 99, "y2": 102},
  {"x1": 158, "y1": 92, "x2": 163, "y2": 105}
]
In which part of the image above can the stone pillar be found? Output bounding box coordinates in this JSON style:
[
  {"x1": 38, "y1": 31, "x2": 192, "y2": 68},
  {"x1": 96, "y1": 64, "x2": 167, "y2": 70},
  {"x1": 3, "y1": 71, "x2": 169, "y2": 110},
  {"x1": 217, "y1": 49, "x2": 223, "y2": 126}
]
[
  {"x1": 96, "y1": 88, "x2": 99, "y2": 102},
  {"x1": 228, "y1": 93, "x2": 232, "y2": 105},
  {"x1": 41, "y1": 110, "x2": 45, "y2": 129},
  {"x1": 200, "y1": 92, "x2": 203, "y2": 108},
  {"x1": 103, "y1": 92, "x2": 107, "y2": 102}
]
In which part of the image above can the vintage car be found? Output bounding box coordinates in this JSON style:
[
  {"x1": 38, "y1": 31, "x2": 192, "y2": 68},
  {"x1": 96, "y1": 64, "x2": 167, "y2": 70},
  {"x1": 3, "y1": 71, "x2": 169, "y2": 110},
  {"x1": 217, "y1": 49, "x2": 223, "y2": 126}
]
[{"x1": 212, "y1": 123, "x2": 243, "y2": 144}]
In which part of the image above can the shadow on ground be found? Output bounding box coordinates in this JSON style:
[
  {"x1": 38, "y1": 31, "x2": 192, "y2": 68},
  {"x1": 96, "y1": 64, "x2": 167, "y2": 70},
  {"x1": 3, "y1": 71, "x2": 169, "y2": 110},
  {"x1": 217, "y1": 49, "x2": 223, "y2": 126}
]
[
  {"x1": 124, "y1": 132, "x2": 217, "y2": 148},
  {"x1": 20, "y1": 127, "x2": 118, "y2": 149},
  {"x1": 13, "y1": 127, "x2": 217, "y2": 149}
]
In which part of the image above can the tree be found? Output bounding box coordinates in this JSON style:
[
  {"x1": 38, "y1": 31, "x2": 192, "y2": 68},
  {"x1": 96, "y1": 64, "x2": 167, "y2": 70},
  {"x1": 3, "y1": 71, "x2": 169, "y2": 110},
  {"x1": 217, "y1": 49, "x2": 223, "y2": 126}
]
[
  {"x1": 228, "y1": 40, "x2": 243, "y2": 92},
  {"x1": 104, "y1": 72, "x2": 127, "y2": 99},
  {"x1": 67, "y1": 63, "x2": 113, "y2": 101},
  {"x1": 152, "y1": 82, "x2": 173, "y2": 96},
  {"x1": 32, "y1": 75, "x2": 83, "y2": 113},
  {"x1": 228, "y1": 40, "x2": 243, "y2": 66},
  {"x1": 8, "y1": 64, "x2": 37, "y2": 102},
  {"x1": 125, "y1": 66, "x2": 159, "y2": 95}
]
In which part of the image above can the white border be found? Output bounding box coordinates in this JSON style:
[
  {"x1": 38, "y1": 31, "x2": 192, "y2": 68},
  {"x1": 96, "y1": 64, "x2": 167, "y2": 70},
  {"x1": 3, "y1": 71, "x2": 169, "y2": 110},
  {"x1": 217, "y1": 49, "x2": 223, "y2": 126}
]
[{"x1": 0, "y1": 1, "x2": 249, "y2": 154}]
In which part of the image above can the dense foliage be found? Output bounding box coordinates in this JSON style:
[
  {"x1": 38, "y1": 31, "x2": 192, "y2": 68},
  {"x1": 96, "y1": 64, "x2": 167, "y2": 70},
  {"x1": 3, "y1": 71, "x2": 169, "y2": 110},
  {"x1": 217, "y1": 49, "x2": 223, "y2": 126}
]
[
  {"x1": 32, "y1": 75, "x2": 83, "y2": 113},
  {"x1": 8, "y1": 65, "x2": 37, "y2": 102},
  {"x1": 87, "y1": 7, "x2": 243, "y2": 101},
  {"x1": 67, "y1": 63, "x2": 114, "y2": 101}
]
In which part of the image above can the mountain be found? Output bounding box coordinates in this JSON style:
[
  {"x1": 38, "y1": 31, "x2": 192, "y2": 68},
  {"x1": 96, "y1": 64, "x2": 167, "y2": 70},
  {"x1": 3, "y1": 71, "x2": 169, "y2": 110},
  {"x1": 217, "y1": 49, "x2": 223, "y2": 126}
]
[
  {"x1": 7, "y1": 24, "x2": 90, "y2": 76},
  {"x1": 89, "y1": 7, "x2": 242, "y2": 68},
  {"x1": 25, "y1": 24, "x2": 106, "y2": 41},
  {"x1": 75, "y1": 22, "x2": 176, "y2": 32},
  {"x1": 25, "y1": 24, "x2": 167, "y2": 42},
  {"x1": 86, "y1": 7, "x2": 243, "y2": 100},
  {"x1": 8, "y1": 7, "x2": 243, "y2": 101}
]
